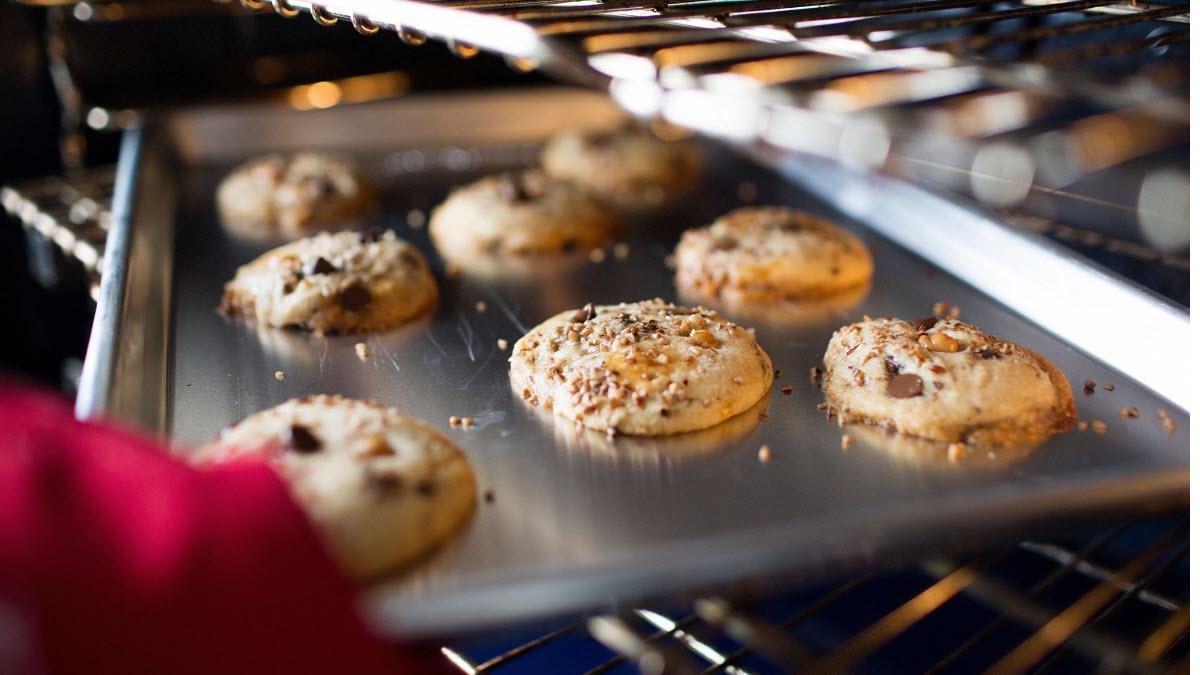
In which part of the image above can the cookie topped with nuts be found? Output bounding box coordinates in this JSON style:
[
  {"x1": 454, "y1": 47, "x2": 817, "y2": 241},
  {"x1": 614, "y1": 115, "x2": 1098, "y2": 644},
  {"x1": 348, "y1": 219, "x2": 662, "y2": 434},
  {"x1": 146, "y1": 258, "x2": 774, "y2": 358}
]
[
  {"x1": 429, "y1": 169, "x2": 624, "y2": 266},
  {"x1": 541, "y1": 121, "x2": 701, "y2": 208},
  {"x1": 509, "y1": 299, "x2": 773, "y2": 436},
  {"x1": 822, "y1": 317, "x2": 1075, "y2": 447},
  {"x1": 190, "y1": 395, "x2": 477, "y2": 579},
  {"x1": 219, "y1": 229, "x2": 437, "y2": 335},
  {"x1": 216, "y1": 152, "x2": 376, "y2": 241},
  {"x1": 674, "y1": 207, "x2": 873, "y2": 306}
]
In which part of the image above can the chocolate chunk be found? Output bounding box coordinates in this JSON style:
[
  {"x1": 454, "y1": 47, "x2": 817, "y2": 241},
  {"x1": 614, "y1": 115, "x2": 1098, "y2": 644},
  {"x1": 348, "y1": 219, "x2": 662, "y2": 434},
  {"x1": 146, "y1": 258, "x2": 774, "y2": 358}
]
[
  {"x1": 285, "y1": 424, "x2": 322, "y2": 453},
  {"x1": 570, "y1": 302, "x2": 596, "y2": 324},
  {"x1": 366, "y1": 471, "x2": 403, "y2": 498},
  {"x1": 337, "y1": 283, "x2": 371, "y2": 311},
  {"x1": 483, "y1": 489, "x2": 495, "y2": 503},
  {"x1": 497, "y1": 173, "x2": 533, "y2": 202},
  {"x1": 887, "y1": 373, "x2": 924, "y2": 398},
  {"x1": 884, "y1": 356, "x2": 900, "y2": 375},
  {"x1": 305, "y1": 256, "x2": 336, "y2": 275},
  {"x1": 415, "y1": 480, "x2": 436, "y2": 497},
  {"x1": 975, "y1": 348, "x2": 1001, "y2": 360},
  {"x1": 712, "y1": 237, "x2": 738, "y2": 251},
  {"x1": 910, "y1": 316, "x2": 938, "y2": 333},
  {"x1": 359, "y1": 227, "x2": 385, "y2": 243}
]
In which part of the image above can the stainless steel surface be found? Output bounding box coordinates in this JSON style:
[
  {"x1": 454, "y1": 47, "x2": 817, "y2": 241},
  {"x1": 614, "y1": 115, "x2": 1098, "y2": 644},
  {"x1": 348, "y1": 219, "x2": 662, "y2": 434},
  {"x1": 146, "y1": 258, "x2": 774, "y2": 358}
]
[{"x1": 83, "y1": 89, "x2": 1188, "y2": 636}]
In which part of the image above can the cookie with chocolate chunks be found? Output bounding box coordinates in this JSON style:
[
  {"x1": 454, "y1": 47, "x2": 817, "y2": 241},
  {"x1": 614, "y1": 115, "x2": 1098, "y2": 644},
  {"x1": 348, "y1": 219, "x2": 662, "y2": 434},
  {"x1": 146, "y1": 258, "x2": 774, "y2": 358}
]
[
  {"x1": 219, "y1": 229, "x2": 436, "y2": 335},
  {"x1": 821, "y1": 316, "x2": 1075, "y2": 448},
  {"x1": 190, "y1": 395, "x2": 476, "y2": 579},
  {"x1": 509, "y1": 299, "x2": 773, "y2": 436},
  {"x1": 216, "y1": 152, "x2": 376, "y2": 241},
  {"x1": 429, "y1": 169, "x2": 624, "y2": 269}
]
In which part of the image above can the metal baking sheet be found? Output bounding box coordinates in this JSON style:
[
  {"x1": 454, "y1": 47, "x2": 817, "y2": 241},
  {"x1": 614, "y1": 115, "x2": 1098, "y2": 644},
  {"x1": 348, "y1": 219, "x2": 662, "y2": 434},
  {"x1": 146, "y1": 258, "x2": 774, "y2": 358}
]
[{"x1": 79, "y1": 88, "x2": 1189, "y2": 636}]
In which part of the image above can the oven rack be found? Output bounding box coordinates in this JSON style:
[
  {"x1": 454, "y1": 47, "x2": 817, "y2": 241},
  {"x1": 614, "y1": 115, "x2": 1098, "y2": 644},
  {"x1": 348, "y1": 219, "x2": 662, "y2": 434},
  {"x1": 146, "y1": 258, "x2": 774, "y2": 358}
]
[
  {"x1": 210, "y1": 0, "x2": 1189, "y2": 240},
  {"x1": 441, "y1": 514, "x2": 1189, "y2": 673}
]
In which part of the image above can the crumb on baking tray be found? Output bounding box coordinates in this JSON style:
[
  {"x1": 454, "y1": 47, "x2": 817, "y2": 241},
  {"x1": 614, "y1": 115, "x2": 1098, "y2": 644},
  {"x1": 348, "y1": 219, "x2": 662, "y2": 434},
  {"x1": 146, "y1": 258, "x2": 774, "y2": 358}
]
[
  {"x1": 758, "y1": 445, "x2": 771, "y2": 462},
  {"x1": 274, "y1": 370, "x2": 285, "y2": 381},
  {"x1": 355, "y1": 342, "x2": 371, "y2": 361},
  {"x1": 497, "y1": 338, "x2": 509, "y2": 350},
  {"x1": 840, "y1": 433, "x2": 854, "y2": 450}
]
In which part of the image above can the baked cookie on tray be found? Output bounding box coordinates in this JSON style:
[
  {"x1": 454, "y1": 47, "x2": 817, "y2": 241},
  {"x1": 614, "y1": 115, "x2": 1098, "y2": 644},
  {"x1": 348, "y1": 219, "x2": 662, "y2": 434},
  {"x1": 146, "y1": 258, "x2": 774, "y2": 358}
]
[
  {"x1": 217, "y1": 152, "x2": 376, "y2": 241},
  {"x1": 191, "y1": 395, "x2": 477, "y2": 579},
  {"x1": 674, "y1": 206, "x2": 873, "y2": 306},
  {"x1": 429, "y1": 169, "x2": 624, "y2": 262},
  {"x1": 541, "y1": 121, "x2": 701, "y2": 208},
  {"x1": 510, "y1": 299, "x2": 773, "y2": 436},
  {"x1": 219, "y1": 228, "x2": 436, "y2": 335},
  {"x1": 822, "y1": 316, "x2": 1075, "y2": 447}
]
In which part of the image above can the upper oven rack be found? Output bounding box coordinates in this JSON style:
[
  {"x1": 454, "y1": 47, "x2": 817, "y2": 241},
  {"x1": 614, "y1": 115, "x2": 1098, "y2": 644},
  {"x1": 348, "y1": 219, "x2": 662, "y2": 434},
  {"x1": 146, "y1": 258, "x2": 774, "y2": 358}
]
[{"x1": 203, "y1": 0, "x2": 1189, "y2": 237}]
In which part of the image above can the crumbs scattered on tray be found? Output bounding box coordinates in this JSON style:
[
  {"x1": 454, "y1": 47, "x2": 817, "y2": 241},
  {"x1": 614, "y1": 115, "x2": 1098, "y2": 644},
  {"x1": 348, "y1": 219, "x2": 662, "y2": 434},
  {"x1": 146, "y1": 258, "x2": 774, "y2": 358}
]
[
  {"x1": 1083, "y1": 379, "x2": 1096, "y2": 395},
  {"x1": 758, "y1": 445, "x2": 771, "y2": 462},
  {"x1": 613, "y1": 242, "x2": 630, "y2": 261},
  {"x1": 840, "y1": 433, "x2": 855, "y2": 450},
  {"x1": 406, "y1": 209, "x2": 425, "y2": 229},
  {"x1": 496, "y1": 338, "x2": 509, "y2": 351},
  {"x1": 355, "y1": 342, "x2": 371, "y2": 361},
  {"x1": 589, "y1": 247, "x2": 606, "y2": 264},
  {"x1": 1157, "y1": 409, "x2": 1177, "y2": 435},
  {"x1": 947, "y1": 442, "x2": 966, "y2": 463},
  {"x1": 1091, "y1": 420, "x2": 1108, "y2": 434},
  {"x1": 475, "y1": 301, "x2": 487, "y2": 314},
  {"x1": 445, "y1": 263, "x2": 461, "y2": 279},
  {"x1": 737, "y1": 181, "x2": 758, "y2": 203},
  {"x1": 1119, "y1": 406, "x2": 1139, "y2": 420},
  {"x1": 274, "y1": 370, "x2": 285, "y2": 381},
  {"x1": 808, "y1": 367, "x2": 823, "y2": 384},
  {"x1": 449, "y1": 416, "x2": 475, "y2": 429},
  {"x1": 1103, "y1": 383, "x2": 1115, "y2": 392},
  {"x1": 932, "y1": 301, "x2": 960, "y2": 319},
  {"x1": 483, "y1": 489, "x2": 495, "y2": 504},
  {"x1": 781, "y1": 384, "x2": 794, "y2": 396}
]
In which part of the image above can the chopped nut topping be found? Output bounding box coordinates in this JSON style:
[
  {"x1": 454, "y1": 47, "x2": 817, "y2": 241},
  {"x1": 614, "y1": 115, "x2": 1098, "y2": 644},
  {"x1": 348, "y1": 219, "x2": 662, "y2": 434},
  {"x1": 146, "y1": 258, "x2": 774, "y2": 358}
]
[
  {"x1": 689, "y1": 329, "x2": 720, "y2": 349},
  {"x1": 356, "y1": 436, "x2": 394, "y2": 458},
  {"x1": 448, "y1": 416, "x2": 461, "y2": 427},
  {"x1": 354, "y1": 342, "x2": 371, "y2": 361},
  {"x1": 919, "y1": 332, "x2": 960, "y2": 352},
  {"x1": 947, "y1": 442, "x2": 966, "y2": 462},
  {"x1": 1157, "y1": 409, "x2": 1177, "y2": 435},
  {"x1": 1091, "y1": 420, "x2": 1108, "y2": 434},
  {"x1": 852, "y1": 370, "x2": 865, "y2": 387},
  {"x1": 1103, "y1": 383, "x2": 1115, "y2": 392}
]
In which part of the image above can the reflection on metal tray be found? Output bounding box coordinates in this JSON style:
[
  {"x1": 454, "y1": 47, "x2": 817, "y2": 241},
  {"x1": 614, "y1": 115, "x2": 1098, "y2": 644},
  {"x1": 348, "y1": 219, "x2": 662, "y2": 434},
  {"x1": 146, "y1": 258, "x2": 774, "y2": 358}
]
[{"x1": 77, "y1": 89, "x2": 1188, "y2": 636}]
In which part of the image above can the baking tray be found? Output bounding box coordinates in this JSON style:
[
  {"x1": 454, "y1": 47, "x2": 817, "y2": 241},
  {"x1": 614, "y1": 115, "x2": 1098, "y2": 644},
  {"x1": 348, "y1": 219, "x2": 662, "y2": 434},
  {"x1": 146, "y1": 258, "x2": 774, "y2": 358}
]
[{"x1": 77, "y1": 88, "x2": 1189, "y2": 636}]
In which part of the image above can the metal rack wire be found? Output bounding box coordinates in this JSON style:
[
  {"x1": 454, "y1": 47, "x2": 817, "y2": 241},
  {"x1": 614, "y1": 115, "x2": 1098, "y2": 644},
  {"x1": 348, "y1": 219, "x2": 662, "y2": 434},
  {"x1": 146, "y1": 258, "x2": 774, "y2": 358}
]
[
  {"x1": 201, "y1": 0, "x2": 1188, "y2": 239},
  {"x1": 441, "y1": 515, "x2": 1189, "y2": 673}
]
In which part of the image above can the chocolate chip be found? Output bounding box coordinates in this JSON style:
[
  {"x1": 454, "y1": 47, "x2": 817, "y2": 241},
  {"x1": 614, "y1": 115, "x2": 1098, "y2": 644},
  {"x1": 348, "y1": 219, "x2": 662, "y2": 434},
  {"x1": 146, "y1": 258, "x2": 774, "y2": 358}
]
[
  {"x1": 483, "y1": 489, "x2": 495, "y2": 503},
  {"x1": 337, "y1": 283, "x2": 371, "y2": 311},
  {"x1": 570, "y1": 302, "x2": 596, "y2": 324},
  {"x1": 359, "y1": 227, "x2": 384, "y2": 243},
  {"x1": 712, "y1": 237, "x2": 738, "y2": 251},
  {"x1": 975, "y1": 348, "x2": 1001, "y2": 360},
  {"x1": 415, "y1": 480, "x2": 436, "y2": 497},
  {"x1": 366, "y1": 471, "x2": 403, "y2": 498},
  {"x1": 884, "y1": 356, "x2": 900, "y2": 375},
  {"x1": 887, "y1": 373, "x2": 924, "y2": 398},
  {"x1": 561, "y1": 238, "x2": 577, "y2": 253},
  {"x1": 497, "y1": 173, "x2": 533, "y2": 202},
  {"x1": 911, "y1": 316, "x2": 938, "y2": 333},
  {"x1": 305, "y1": 256, "x2": 336, "y2": 275},
  {"x1": 284, "y1": 424, "x2": 322, "y2": 453}
]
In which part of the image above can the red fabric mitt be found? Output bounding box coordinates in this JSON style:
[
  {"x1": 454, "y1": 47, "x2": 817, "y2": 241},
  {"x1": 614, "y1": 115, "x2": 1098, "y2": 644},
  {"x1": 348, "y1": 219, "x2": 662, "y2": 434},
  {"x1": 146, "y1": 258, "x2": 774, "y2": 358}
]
[{"x1": 0, "y1": 383, "x2": 449, "y2": 675}]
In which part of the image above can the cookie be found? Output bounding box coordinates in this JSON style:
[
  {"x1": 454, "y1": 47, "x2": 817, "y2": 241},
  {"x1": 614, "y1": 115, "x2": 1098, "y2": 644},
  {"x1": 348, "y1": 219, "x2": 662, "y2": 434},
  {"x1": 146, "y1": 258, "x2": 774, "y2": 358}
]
[
  {"x1": 674, "y1": 207, "x2": 873, "y2": 306},
  {"x1": 541, "y1": 121, "x2": 701, "y2": 207},
  {"x1": 219, "y1": 229, "x2": 437, "y2": 335},
  {"x1": 191, "y1": 395, "x2": 477, "y2": 579},
  {"x1": 822, "y1": 316, "x2": 1075, "y2": 447},
  {"x1": 510, "y1": 299, "x2": 773, "y2": 435},
  {"x1": 216, "y1": 152, "x2": 376, "y2": 240},
  {"x1": 429, "y1": 169, "x2": 624, "y2": 262}
]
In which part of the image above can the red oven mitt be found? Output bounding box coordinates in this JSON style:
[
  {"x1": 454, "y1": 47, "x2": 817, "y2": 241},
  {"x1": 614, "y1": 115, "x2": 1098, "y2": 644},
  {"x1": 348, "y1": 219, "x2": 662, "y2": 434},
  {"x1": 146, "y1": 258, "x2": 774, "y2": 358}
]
[{"x1": 0, "y1": 383, "x2": 450, "y2": 675}]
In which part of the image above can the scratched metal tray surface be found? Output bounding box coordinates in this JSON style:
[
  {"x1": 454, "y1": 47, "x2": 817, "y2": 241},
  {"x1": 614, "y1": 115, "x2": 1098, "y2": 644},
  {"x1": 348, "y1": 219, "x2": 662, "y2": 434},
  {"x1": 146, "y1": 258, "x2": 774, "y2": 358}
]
[{"x1": 79, "y1": 88, "x2": 1189, "y2": 636}]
